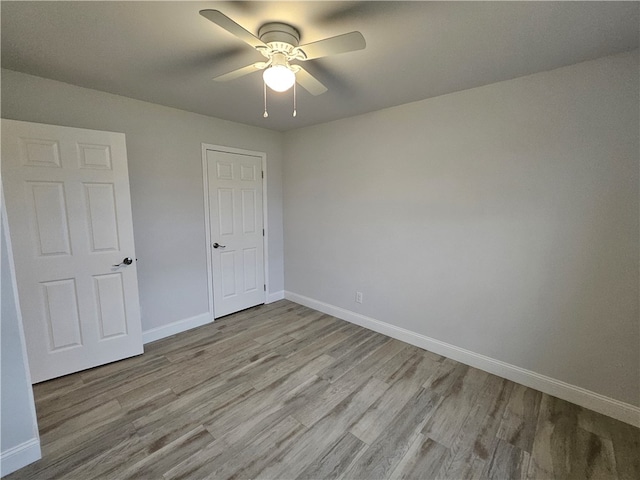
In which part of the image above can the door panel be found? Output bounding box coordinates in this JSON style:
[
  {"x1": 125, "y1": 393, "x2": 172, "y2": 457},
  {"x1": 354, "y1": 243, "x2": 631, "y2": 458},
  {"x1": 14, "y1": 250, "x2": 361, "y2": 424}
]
[
  {"x1": 93, "y1": 273, "x2": 128, "y2": 339},
  {"x1": 2, "y1": 119, "x2": 143, "y2": 383},
  {"x1": 218, "y1": 188, "x2": 234, "y2": 235},
  {"x1": 84, "y1": 183, "x2": 120, "y2": 251},
  {"x1": 206, "y1": 149, "x2": 264, "y2": 318},
  {"x1": 221, "y1": 251, "x2": 237, "y2": 298},
  {"x1": 41, "y1": 278, "x2": 83, "y2": 349},
  {"x1": 28, "y1": 181, "x2": 72, "y2": 256},
  {"x1": 77, "y1": 143, "x2": 112, "y2": 169},
  {"x1": 241, "y1": 189, "x2": 257, "y2": 233},
  {"x1": 243, "y1": 248, "x2": 258, "y2": 292},
  {"x1": 20, "y1": 137, "x2": 61, "y2": 167}
]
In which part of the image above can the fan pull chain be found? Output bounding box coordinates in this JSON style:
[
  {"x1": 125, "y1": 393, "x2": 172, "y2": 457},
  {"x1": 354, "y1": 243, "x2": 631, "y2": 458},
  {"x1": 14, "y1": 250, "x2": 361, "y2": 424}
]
[
  {"x1": 292, "y1": 82, "x2": 297, "y2": 117},
  {"x1": 263, "y1": 82, "x2": 269, "y2": 118}
]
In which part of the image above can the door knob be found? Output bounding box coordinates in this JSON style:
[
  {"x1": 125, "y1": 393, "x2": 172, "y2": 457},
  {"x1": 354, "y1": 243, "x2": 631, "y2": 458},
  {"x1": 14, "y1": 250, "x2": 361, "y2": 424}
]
[
  {"x1": 113, "y1": 257, "x2": 133, "y2": 267},
  {"x1": 212, "y1": 243, "x2": 226, "y2": 249}
]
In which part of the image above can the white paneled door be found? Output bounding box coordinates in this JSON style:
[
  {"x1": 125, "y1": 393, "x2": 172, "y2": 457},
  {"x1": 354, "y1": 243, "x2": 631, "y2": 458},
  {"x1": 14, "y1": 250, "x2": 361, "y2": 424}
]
[
  {"x1": 206, "y1": 149, "x2": 265, "y2": 318},
  {"x1": 1, "y1": 120, "x2": 143, "y2": 383}
]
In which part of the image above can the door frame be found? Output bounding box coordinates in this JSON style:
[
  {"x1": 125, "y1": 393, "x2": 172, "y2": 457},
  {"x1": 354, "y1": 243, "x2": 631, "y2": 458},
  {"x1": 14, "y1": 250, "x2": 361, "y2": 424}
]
[{"x1": 201, "y1": 143, "x2": 269, "y2": 319}]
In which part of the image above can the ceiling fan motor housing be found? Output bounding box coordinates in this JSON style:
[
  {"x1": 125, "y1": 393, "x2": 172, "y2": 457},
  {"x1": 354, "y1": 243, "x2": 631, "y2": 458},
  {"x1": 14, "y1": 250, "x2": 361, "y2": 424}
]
[{"x1": 258, "y1": 22, "x2": 300, "y2": 52}]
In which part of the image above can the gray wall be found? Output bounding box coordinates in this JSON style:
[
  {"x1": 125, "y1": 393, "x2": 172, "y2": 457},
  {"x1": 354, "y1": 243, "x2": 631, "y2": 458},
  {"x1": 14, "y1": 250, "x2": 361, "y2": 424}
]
[
  {"x1": 1, "y1": 206, "x2": 40, "y2": 473},
  {"x1": 1, "y1": 69, "x2": 284, "y2": 333},
  {"x1": 283, "y1": 51, "x2": 639, "y2": 406}
]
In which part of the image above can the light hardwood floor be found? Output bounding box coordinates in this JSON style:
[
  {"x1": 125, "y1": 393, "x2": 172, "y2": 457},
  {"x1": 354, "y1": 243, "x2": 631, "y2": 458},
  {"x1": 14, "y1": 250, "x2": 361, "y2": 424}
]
[{"x1": 8, "y1": 300, "x2": 639, "y2": 479}]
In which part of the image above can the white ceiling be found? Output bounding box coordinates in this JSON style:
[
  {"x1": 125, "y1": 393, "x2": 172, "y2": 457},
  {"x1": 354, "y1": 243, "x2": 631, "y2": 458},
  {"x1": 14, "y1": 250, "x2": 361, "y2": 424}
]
[{"x1": 2, "y1": 1, "x2": 638, "y2": 131}]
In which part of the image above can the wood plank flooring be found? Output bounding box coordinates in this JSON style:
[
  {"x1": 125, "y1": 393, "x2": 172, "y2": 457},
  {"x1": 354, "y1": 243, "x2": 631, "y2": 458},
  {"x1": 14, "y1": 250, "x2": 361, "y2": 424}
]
[{"x1": 8, "y1": 300, "x2": 639, "y2": 479}]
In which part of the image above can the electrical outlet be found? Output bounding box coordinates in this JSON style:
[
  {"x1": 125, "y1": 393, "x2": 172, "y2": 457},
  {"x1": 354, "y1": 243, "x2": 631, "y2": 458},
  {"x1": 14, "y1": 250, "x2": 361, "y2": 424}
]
[{"x1": 355, "y1": 291, "x2": 363, "y2": 304}]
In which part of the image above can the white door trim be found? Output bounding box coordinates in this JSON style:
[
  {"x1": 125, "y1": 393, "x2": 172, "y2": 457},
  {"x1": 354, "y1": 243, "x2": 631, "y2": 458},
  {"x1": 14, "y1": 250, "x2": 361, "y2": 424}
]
[{"x1": 201, "y1": 143, "x2": 268, "y2": 318}]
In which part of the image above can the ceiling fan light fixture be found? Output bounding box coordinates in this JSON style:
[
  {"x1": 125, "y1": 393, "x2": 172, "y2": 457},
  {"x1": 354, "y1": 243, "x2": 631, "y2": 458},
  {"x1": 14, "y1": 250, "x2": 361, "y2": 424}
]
[{"x1": 263, "y1": 64, "x2": 296, "y2": 92}]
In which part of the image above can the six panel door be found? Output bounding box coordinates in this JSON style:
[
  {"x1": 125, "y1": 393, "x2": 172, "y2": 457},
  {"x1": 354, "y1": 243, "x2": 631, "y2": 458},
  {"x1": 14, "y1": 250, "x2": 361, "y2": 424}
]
[
  {"x1": 2, "y1": 119, "x2": 143, "y2": 383},
  {"x1": 206, "y1": 149, "x2": 265, "y2": 318}
]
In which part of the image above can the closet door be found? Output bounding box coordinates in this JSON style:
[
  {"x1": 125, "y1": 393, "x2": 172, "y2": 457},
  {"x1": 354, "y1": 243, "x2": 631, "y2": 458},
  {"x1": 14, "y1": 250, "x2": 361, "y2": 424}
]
[{"x1": 206, "y1": 148, "x2": 265, "y2": 318}]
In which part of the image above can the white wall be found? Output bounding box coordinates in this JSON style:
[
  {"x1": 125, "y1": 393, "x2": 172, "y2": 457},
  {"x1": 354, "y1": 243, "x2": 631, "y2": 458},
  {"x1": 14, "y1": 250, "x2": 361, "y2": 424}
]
[
  {"x1": 1, "y1": 203, "x2": 41, "y2": 475},
  {"x1": 283, "y1": 51, "x2": 639, "y2": 408},
  {"x1": 1, "y1": 69, "x2": 284, "y2": 334}
]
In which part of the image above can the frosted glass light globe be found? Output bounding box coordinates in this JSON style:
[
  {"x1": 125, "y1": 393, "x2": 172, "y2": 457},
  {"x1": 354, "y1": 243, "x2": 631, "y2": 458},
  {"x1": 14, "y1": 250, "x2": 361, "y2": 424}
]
[{"x1": 263, "y1": 65, "x2": 296, "y2": 92}]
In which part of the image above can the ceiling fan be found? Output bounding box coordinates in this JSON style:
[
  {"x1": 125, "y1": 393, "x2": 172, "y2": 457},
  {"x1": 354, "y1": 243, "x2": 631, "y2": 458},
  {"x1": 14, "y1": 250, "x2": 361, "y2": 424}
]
[{"x1": 199, "y1": 9, "x2": 366, "y2": 97}]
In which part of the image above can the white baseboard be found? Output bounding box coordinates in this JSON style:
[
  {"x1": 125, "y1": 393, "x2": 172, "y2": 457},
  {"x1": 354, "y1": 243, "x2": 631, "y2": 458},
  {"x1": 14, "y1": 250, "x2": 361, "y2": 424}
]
[
  {"x1": 284, "y1": 291, "x2": 640, "y2": 427},
  {"x1": 142, "y1": 312, "x2": 213, "y2": 344},
  {"x1": 1, "y1": 438, "x2": 41, "y2": 477},
  {"x1": 266, "y1": 290, "x2": 285, "y2": 304}
]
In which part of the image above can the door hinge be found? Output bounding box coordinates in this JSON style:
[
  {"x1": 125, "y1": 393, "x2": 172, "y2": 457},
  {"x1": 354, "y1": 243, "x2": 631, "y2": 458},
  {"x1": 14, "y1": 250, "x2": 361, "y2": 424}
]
[
  {"x1": 262, "y1": 229, "x2": 265, "y2": 236},
  {"x1": 264, "y1": 285, "x2": 266, "y2": 291},
  {"x1": 261, "y1": 171, "x2": 264, "y2": 179}
]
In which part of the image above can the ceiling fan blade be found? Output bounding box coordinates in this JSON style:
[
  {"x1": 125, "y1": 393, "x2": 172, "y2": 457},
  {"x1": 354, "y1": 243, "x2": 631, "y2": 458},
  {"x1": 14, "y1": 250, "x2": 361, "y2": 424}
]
[
  {"x1": 200, "y1": 9, "x2": 266, "y2": 49},
  {"x1": 214, "y1": 63, "x2": 262, "y2": 82},
  {"x1": 299, "y1": 31, "x2": 365, "y2": 60},
  {"x1": 295, "y1": 67, "x2": 328, "y2": 96}
]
